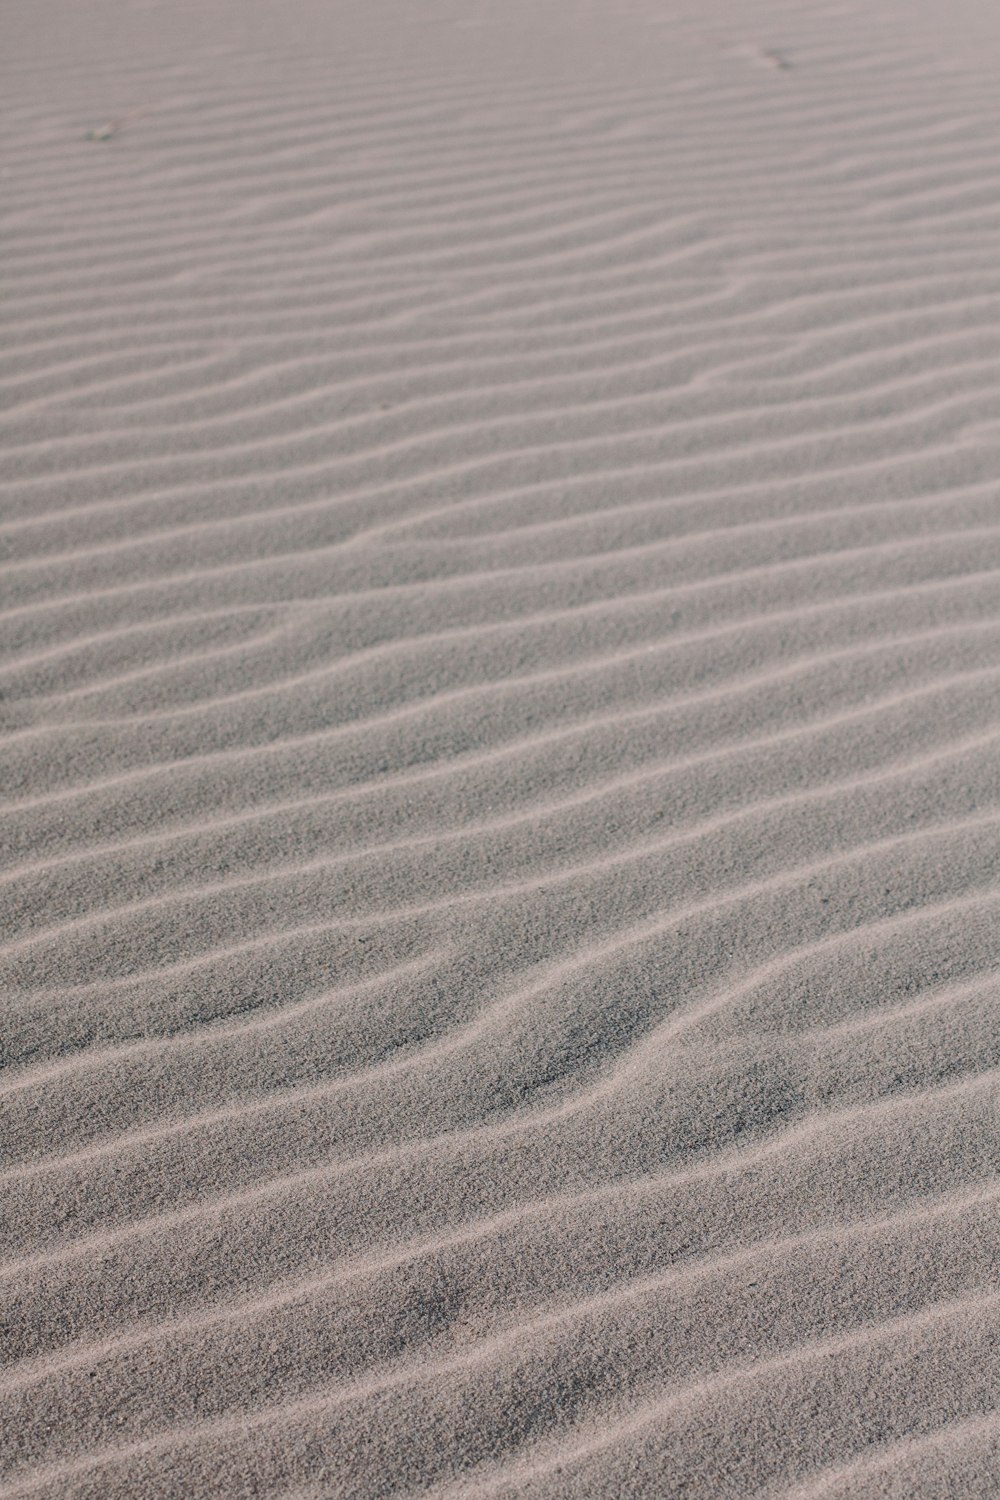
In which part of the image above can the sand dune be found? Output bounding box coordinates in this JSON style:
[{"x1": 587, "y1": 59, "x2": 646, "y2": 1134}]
[{"x1": 2, "y1": 0, "x2": 999, "y2": 1494}]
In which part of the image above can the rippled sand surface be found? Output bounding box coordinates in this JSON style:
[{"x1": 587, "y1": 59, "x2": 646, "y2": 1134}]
[{"x1": 2, "y1": 1, "x2": 999, "y2": 1495}]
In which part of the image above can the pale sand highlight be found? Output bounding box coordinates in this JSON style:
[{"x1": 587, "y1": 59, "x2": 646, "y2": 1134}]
[{"x1": 2, "y1": 0, "x2": 1000, "y2": 1495}]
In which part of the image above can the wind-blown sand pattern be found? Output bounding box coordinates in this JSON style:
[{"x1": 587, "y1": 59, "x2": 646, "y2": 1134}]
[{"x1": 2, "y1": 0, "x2": 1000, "y2": 1494}]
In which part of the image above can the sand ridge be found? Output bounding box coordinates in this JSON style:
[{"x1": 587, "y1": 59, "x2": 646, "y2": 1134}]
[{"x1": 2, "y1": 0, "x2": 1000, "y2": 1495}]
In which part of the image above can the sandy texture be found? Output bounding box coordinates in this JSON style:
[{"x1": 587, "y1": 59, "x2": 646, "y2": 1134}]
[{"x1": 2, "y1": 0, "x2": 1000, "y2": 1495}]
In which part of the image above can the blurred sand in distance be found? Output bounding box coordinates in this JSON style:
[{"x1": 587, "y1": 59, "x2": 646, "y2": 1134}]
[{"x1": 1, "y1": 0, "x2": 999, "y2": 1494}]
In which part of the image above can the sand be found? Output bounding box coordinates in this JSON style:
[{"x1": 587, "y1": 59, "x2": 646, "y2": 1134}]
[{"x1": 1, "y1": 0, "x2": 999, "y2": 1494}]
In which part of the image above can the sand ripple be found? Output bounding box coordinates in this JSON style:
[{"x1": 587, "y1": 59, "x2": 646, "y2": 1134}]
[{"x1": 2, "y1": 0, "x2": 999, "y2": 1494}]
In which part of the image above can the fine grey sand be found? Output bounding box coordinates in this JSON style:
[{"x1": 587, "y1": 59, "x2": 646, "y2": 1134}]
[{"x1": 2, "y1": 0, "x2": 1000, "y2": 1495}]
